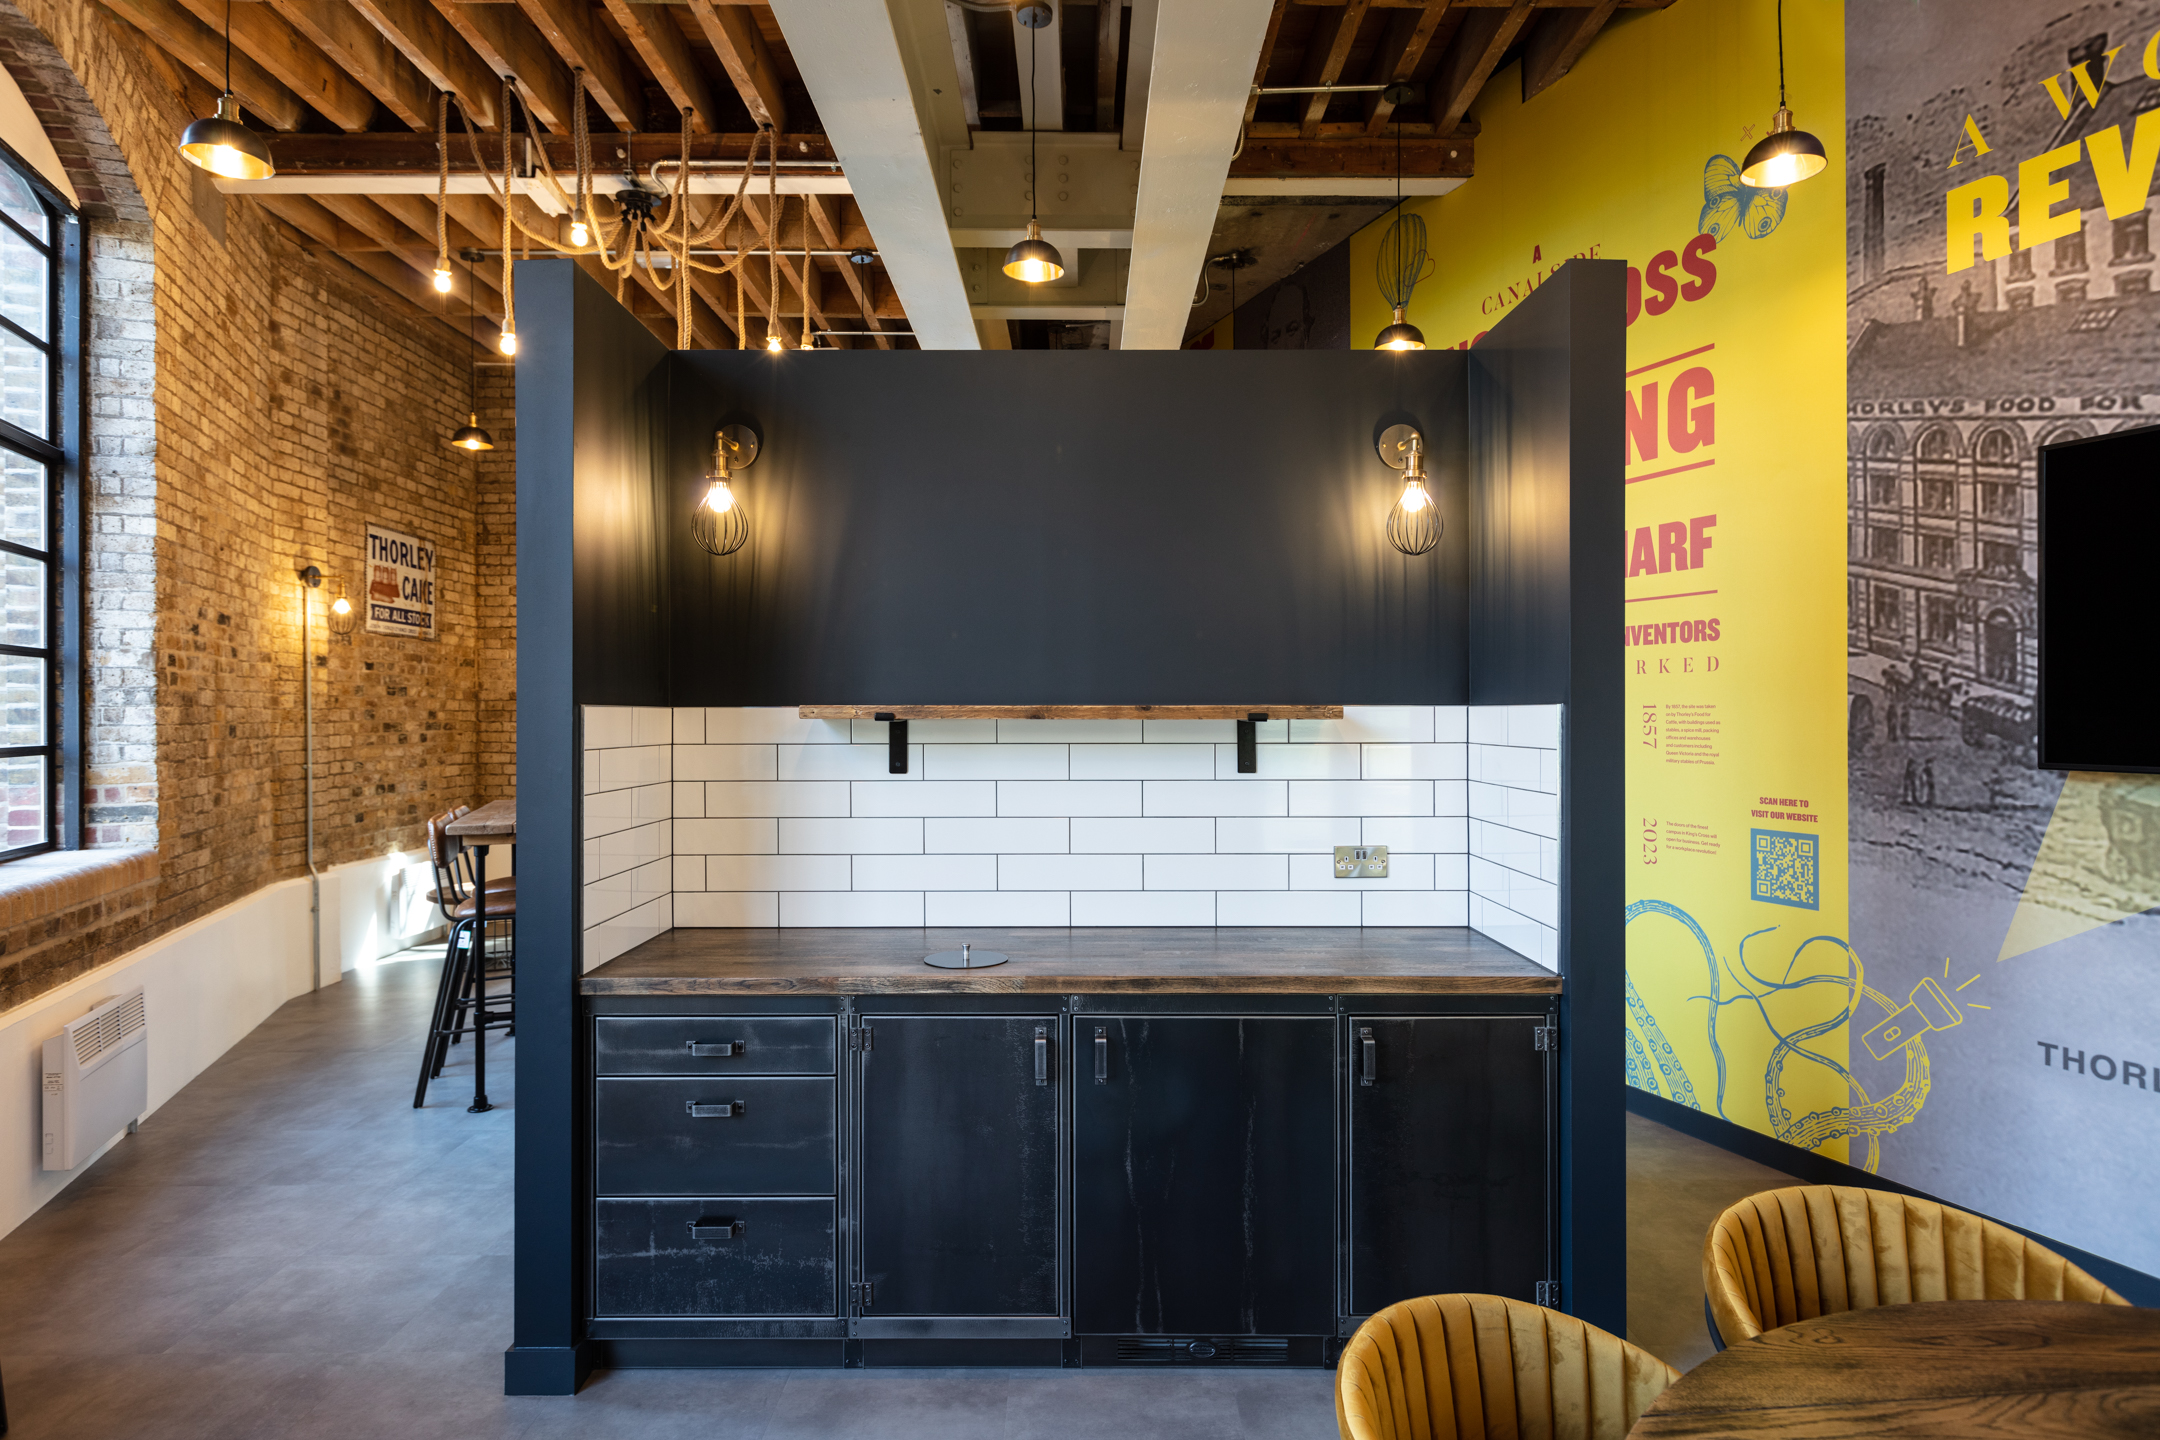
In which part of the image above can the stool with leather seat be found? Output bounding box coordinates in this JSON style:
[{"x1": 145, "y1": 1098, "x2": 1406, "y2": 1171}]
[
  {"x1": 1703, "y1": 1184, "x2": 2129, "y2": 1350},
  {"x1": 1337, "y1": 1293, "x2": 1678, "y2": 1440},
  {"x1": 413, "y1": 808, "x2": 516, "y2": 1108}
]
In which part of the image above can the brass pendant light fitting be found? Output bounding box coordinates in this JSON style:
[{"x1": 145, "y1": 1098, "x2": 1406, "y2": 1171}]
[
  {"x1": 178, "y1": 2, "x2": 274, "y2": 180},
  {"x1": 1739, "y1": 1, "x2": 1827, "y2": 188},
  {"x1": 1003, "y1": 8, "x2": 1066, "y2": 284}
]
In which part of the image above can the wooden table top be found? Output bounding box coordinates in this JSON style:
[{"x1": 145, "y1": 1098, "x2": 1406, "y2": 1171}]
[
  {"x1": 1631, "y1": 1301, "x2": 2160, "y2": 1438},
  {"x1": 445, "y1": 798, "x2": 516, "y2": 841},
  {"x1": 580, "y1": 926, "x2": 1562, "y2": 996}
]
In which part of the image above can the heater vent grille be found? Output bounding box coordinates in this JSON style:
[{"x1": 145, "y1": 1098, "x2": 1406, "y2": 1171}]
[
  {"x1": 1112, "y1": 1337, "x2": 1291, "y2": 1364},
  {"x1": 72, "y1": 990, "x2": 147, "y2": 1067}
]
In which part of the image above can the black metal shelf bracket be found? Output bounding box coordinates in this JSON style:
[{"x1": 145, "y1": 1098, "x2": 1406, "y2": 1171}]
[
  {"x1": 1236, "y1": 712, "x2": 1269, "y2": 773},
  {"x1": 874, "y1": 712, "x2": 909, "y2": 773}
]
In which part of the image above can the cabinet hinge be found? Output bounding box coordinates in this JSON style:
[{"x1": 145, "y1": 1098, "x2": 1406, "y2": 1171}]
[
  {"x1": 851, "y1": 1025, "x2": 873, "y2": 1052},
  {"x1": 1536, "y1": 1280, "x2": 1560, "y2": 1308},
  {"x1": 1533, "y1": 1025, "x2": 1557, "y2": 1052},
  {"x1": 851, "y1": 1281, "x2": 874, "y2": 1310}
]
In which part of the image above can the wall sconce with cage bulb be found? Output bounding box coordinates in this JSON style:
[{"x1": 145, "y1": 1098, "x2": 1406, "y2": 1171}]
[
  {"x1": 298, "y1": 565, "x2": 359, "y2": 644},
  {"x1": 1377, "y1": 424, "x2": 1441, "y2": 556},
  {"x1": 693, "y1": 424, "x2": 758, "y2": 556}
]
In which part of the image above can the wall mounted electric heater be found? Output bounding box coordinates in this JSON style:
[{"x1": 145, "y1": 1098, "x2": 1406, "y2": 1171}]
[{"x1": 42, "y1": 985, "x2": 148, "y2": 1171}]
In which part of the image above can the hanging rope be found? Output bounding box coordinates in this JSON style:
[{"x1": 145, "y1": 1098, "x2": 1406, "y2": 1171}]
[
  {"x1": 499, "y1": 76, "x2": 515, "y2": 345},
  {"x1": 434, "y1": 92, "x2": 449, "y2": 279},
  {"x1": 768, "y1": 130, "x2": 779, "y2": 347}
]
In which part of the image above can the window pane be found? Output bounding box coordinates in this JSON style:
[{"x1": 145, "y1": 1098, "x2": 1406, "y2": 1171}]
[
  {"x1": 0, "y1": 223, "x2": 45, "y2": 341},
  {"x1": 0, "y1": 654, "x2": 41, "y2": 746},
  {"x1": 1, "y1": 754, "x2": 44, "y2": 850},
  {"x1": 0, "y1": 325, "x2": 44, "y2": 437},
  {"x1": 0, "y1": 167, "x2": 45, "y2": 246},
  {"x1": 1, "y1": 449, "x2": 43, "y2": 550},
  {"x1": 1, "y1": 550, "x2": 43, "y2": 646}
]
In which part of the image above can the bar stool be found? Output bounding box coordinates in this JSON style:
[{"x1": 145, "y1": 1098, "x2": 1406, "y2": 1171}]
[{"x1": 413, "y1": 809, "x2": 517, "y2": 1108}]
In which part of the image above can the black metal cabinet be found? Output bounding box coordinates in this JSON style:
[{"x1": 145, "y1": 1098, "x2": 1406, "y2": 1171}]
[
  {"x1": 593, "y1": 1076, "x2": 837, "y2": 1195},
  {"x1": 856, "y1": 1016, "x2": 1061, "y2": 1324},
  {"x1": 594, "y1": 1198, "x2": 837, "y2": 1317},
  {"x1": 1346, "y1": 1014, "x2": 1551, "y2": 1317},
  {"x1": 1071, "y1": 1015, "x2": 1335, "y2": 1338}
]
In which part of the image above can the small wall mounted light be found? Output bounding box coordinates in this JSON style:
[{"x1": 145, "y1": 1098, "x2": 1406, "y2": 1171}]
[
  {"x1": 1740, "y1": 0, "x2": 1826, "y2": 188},
  {"x1": 328, "y1": 585, "x2": 357, "y2": 643},
  {"x1": 1378, "y1": 423, "x2": 1441, "y2": 556},
  {"x1": 177, "y1": 2, "x2": 274, "y2": 181},
  {"x1": 693, "y1": 424, "x2": 757, "y2": 556}
]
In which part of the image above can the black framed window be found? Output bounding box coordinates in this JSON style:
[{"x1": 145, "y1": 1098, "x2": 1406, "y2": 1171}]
[{"x1": 0, "y1": 148, "x2": 82, "y2": 859}]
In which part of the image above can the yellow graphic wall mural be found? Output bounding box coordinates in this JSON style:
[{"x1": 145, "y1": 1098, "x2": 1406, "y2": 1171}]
[{"x1": 1350, "y1": 1, "x2": 1862, "y2": 1160}]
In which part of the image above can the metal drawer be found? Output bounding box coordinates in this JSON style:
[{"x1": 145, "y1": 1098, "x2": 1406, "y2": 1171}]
[
  {"x1": 594, "y1": 1015, "x2": 838, "y2": 1076},
  {"x1": 595, "y1": 1076, "x2": 837, "y2": 1196},
  {"x1": 594, "y1": 1198, "x2": 837, "y2": 1317}
]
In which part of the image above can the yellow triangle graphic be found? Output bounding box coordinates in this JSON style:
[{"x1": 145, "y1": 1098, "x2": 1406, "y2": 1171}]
[{"x1": 1998, "y1": 773, "x2": 2160, "y2": 962}]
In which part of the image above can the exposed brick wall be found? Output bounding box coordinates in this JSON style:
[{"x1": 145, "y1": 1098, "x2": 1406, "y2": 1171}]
[{"x1": 0, "y1": 1, "x2": 517, "y2": 1009}]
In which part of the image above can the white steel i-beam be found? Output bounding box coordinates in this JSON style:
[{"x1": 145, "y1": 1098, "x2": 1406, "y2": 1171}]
[{"x1": 1119, "y1": 0, "x2": 1276, "y2": 349}]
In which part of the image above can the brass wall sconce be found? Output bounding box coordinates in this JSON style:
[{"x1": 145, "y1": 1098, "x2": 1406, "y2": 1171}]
[
  {"x1": 694, "y1": 424, "x2": 758, "y2": 556},
  {"x1": 1378, "y1": 424, "x2": 1441, "y2": 556}
]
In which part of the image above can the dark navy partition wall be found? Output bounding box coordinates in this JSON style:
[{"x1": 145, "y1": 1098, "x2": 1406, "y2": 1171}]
[
  {"x1": 1469, "y1": 261, "x2": 1628, "y2": 1333},
  {"x1": 509, "y1": 260, "x2": 671, "y2": 1395},
  {"x1": 664, "y1": 351, "x2": 1470, "y2": 706}
]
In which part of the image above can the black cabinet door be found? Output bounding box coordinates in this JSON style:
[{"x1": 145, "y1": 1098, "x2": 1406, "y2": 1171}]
[
  {"x1": 594, "y1": 1198, "x2": 836, "y2": 1317},
  {"x1": 858, "y1": 1016, "x2": 1060, "y2": 1317},
  {"x1": 1073, "y1": 1015, "x2": 1334, "y2": 1337},
  {"x1": 1348, "y1": 1016, "x2": 1549, "y2": 1316}
]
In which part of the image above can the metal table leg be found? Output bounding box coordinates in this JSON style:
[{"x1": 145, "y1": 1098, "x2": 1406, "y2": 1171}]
[{"x1": 468, "y1": 840, "x2": 493, "y2": 1114}]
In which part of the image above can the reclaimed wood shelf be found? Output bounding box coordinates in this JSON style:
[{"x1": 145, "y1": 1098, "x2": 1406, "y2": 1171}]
[{"x1": 798, "y1": 705, "x2": 1344, "y2": 720}]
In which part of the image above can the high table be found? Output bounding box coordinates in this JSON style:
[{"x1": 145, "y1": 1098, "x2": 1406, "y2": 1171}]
[
  {"x1": 1631, "y1": 1300, "x2": 2160, "y2": 1438},
  {"x1": 445, "y1": 798, "x2": 515, "y2": 1113}
]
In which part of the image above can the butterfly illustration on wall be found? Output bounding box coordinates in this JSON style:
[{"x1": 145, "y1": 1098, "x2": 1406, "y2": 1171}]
[{"x1": 1699, "y1": 154, "x2": 1788, "y2": 242}]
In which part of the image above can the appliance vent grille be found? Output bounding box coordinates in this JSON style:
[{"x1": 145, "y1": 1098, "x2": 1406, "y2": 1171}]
[
  {"x1": 72, "y1": 990, "x2": 147, "y2": 1067},
  {"x1": 1112, "y1": 1337, "x2": 1291, "y2": 1365}
]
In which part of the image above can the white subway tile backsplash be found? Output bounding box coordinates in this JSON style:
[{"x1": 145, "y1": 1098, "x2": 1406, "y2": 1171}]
[
  {"x1": 780, "y1": 818, "x2": 924, "y2": 854},
  {"x1": 673, "y1": 855, "x2": 705, "y2": 892},
  {"x1": 1290, "y1": 781, "x2": 1432, "y2": 817},
  {"x1": 1508, "y1": 705, "x2": 1563, "y2": 750},
  {"x1": 1364, "y1": 890, "x2": 1469, "y2": 927},
  {"x1": 1468, "y1": 708, "x2": 1509, "y2": 745},
  {"x1": 1215, "y1": 816, "x2": 1361, "y2": 853},
  {"x1": 1002, "y1": 853, "x2": 1143, "y2": 891},
  {"x1": 1071, "y1": 744, "x2": 1213, "y2": 780},
  {"x1": 1214, "y1": 743, "x2": 1359, "y2": 780},
  {"x1": 672, "y1": 782, "x2": 706, "y2": 818},
  {"x1": 585, "y1": 820, "x2": 669, "y2": 882},
  {"x1": 585, "y1": 856, "x2": 671, "y2": 927},
  {"x1": 1291, "y1": 705, "x2": 1435, "y2": 745},
  {"x1": 1362, "y1": 744, "x2": 1468, "y2": 781},
  {"x1": 855, "y1": 854, "x2": 998, "y2": 891},
  {"x1": 1071, "y1": 891, "x2": 1215, "y2": 926},
  {"x1": 584, "y1": 895, "x2": 669, "y2": 971},
  {"x1": 705, "y1": 708, "x2": 853, "y2": 744},
  {"x1": 632, "y1": 707, "x2": 673, "y2": 747},
  {"x1": 1139, "y1": 718, "x2": 1285, "y2": 744},
  {"x1": 582, "y1": 782, "x2": 670, "y2": 839},
  {"x1": 675, "y1": 817, "x2": 778, "y2": 855},
  {"x1": 1000, "y1": 780, "x2": 1142, "y2": 817},
  {"x1": 582, "y1": 706, "x2": 635, "y2": 750},
  {"x1": 673, "y1": 708, "x2": 705, "y2": 745},
  {"x1": 1289, "y1": 851, "x2": 1434, "y2": 891},
  {"x1": 706, "y1": 781, "x2": 849, "y2": 818},
  {"x1": 707, "y1": 854, "x2": 853, "y2": 892},
  {"x1": 1071, "y1": 817, "x2": 1215, "y2": 853},
  {"x1": 854, "y1": 781, "x2": 997, "y2": 817},
  {"x1": 676, "y1": 744, "x2": 778, "y2": 782},
  {"x1": 1361, "y1": 816, "x2": 1468, "y2": 853},
  {"x1": 1146, "y1": 853, "x2": 1287, "y2": 891},
  {"x1": 1217, "y1": 891, "x2": 1361, "y2": 926},
  {"x1": 1434, "y1": 781, "x2": 1470, "y2": 817},
  {"x1": 1471, "y1": 820, "x2": 1543, "y2": 877},
  {"x1": 924, "y1": 745, "x2": 1068, "y2": 780},
  {"x1": 1470, "y1": 745, "x2": 1542, "y2": 789},
  {"x1": 853, "y1": 718, "x2": 1000, "y2": 744},
  {"x1": 997, "y1": 718, "x2": 1143, "y2": 743},
  {"x1": 599, "y1": 745, "x2": 671, "y2": 791},
  {"x1": 774, "y1": 744, "x2": 918, "y2": 781},
  {"x1": 1144, "y1": 780, "x2": 1286, "y2": 817},
  {"x1": 926, "y1": 891, "x2": 1070, "y2": 926},
  {"x1": 1435, "y1": 853, "x2": 1470, "y2": 889},
  {"x1": 676, "y1": 891, "x2": 777, "y2": 927},
  {"x1": 1434, "y1": 706, "x2": 1468, "y2": 743},
  {"x1": 927, "y1": 818, "x2": 1070, "y2": 853},
  {"x1": 583, "y1": 751, "x2": 600, "y2": 795},
  {"x1": 780, "y1": 891, "x2": 925, "y2": 927}
]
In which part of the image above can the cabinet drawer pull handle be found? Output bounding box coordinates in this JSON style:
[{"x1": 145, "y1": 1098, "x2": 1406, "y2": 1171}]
[
  {"x1": 686, "y1": 1100, "x2": 742, "y2": 1118},
  {"x1": 687, "y1": 1040, "x2": 741, "y2": 1058},
  {"x1": 688, "y1": 1218, "x2": 743, "y2": 1239},
  {"x1": 1360, "y1": 1027, "x2": 1376, "y2": 1087},
  {"x1": 1034, "y1": 1026, "x2": 1050, "y2": 1086},
  {"x1": 1093, "y1": 1027, "x2": 1108, "y2": 1084}
]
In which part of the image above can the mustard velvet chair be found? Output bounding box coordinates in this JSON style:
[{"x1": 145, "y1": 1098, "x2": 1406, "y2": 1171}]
[
  {"x1": 1336, "y1": 1293, "x2": 1680, "y2": 1440},
  {"x1": 1704, "y1": 1184, "x2": 2131, "y2": 1347}
]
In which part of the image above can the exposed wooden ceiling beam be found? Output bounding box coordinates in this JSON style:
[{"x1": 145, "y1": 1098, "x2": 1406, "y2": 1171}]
[
  {"x1": 256, "y1": 192, "x2": 387, "y2": 251},
  {"x1": 1094, "y1": 0, "x2": 1122, "y2": 132},
  {"x1": 348, "y1": 0, "x2": 503, "y2": 129},
  {"x1": 427, "y1": 0, "x2": 581, "y2": 132},
  {"x1": 265, "y1": 0, "x2": 437, "y2": 130},
  {"x1": 1290, "y1": 0, "x2": 1666, "y2": 7},
  {"x1": 168, "y1": 0, "x2": 380, "y2": 131},
  {"x1": 806, "y1": 192, "x2": 889, "y2": 348},
  {"x1": 98, "y1": 0, "x2": 308, "y2": 132},
  {"x1": 513, "y1": 0, "x2": 642, "y2": 129},
  {"x1": 603, "y1": 0, "x2": 723, "y2": 131},
  {"x1": 942, "y1": 1, "x2": 980, "y2": 128},
  {"x1": 1520, "y1": 0, "x2": 1619, "y2": 101},
  {"x1": 1361, "y1": 0, "x2": 1454, "y2": 132},
  {"x1": 371, "y1": 190, "x2": 498, "y2": 261},
  {"x1": 1240, "y1": 0, "x2": 1291, "y2": 129},
  {"x1": 1296, "y1": 0, "x2": 1370, "y2": 139},
  {"x1": 252, "y1": 131, "x2": 837, "y2": 172},
  {"x1": 312, "y1": 191, "x2": 507, "y2": 311},
  {"x1": 1230, "y1": 134, "x2": 1472, "y2": 178},
  {"x1": 686, "y1": 2, "x2": 788, "y2": 134},
  {"x1": 1428, "y1": 0, "x2": 1531, "y2": 135}
]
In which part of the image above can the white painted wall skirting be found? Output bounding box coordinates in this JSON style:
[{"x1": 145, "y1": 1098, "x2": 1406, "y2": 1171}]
[{"x1": 0, "y1": 850, "x2": 439, "y2": 1244}]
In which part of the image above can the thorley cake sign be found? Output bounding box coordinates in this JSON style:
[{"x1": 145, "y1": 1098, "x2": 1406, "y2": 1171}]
[{"x1": 365, "y1": 523, "x2": 436, "y2": 640}]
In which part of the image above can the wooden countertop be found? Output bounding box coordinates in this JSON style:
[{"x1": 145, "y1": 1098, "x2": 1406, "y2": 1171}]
[{"x1": 581, "y1": 927, "x2": 1561, "y2": 995}]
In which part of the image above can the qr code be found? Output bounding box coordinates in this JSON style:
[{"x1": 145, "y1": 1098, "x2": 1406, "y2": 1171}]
[{"x1": 1751, "y1": 829, "x2": 1818, "y2": 910}]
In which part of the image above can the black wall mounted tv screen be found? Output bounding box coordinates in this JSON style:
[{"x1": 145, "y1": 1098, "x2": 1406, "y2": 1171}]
[{"x1": 2038, "y1": 423, "x2": 2160, "y2": 773}]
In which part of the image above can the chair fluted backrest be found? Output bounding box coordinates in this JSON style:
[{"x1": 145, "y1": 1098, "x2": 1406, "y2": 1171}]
[
  {"x1": 1337, "y1": 1294, "x2": 1679, "y2": 1440},
  {"x1": 424, "y1": 806, "x2": 473, "y2": 918},
  {"x1": 1704, "y1": 1184, "x2": 2129, "y2": 1344}
]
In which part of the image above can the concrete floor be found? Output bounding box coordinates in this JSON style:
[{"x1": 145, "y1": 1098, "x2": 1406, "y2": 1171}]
[{"x1": 0, "y1": 953, "x2": 1799, "y2": 1439}]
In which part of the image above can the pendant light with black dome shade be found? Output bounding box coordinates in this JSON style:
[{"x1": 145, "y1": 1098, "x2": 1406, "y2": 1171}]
[
  {"x1": 1740, "y1": 0, "x2": 1827, "y2": 188},
  {"x1": 1372, "y1": 89, "x2": 1428, "y2": 350},
  {"x1": 178, "y1": 0, "x2": 275, "y2": 181},
  {"x1": 1002, "y1": 2, "x2": 1066, "y2": 284},
  {"x1": 449, "y1": 250, "x2": 494, "y2": 452}
]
